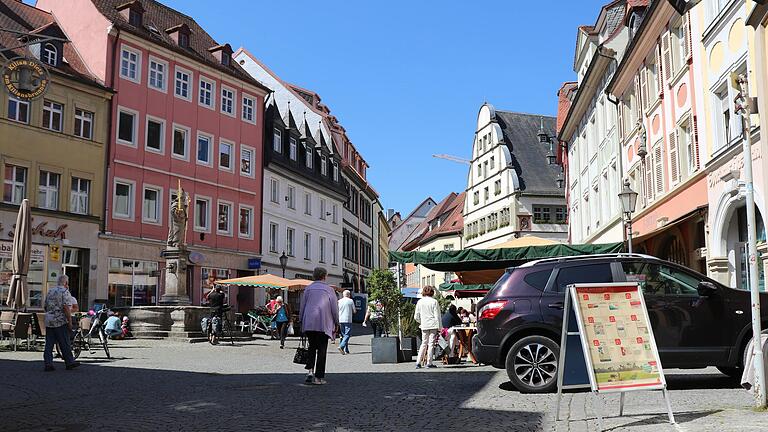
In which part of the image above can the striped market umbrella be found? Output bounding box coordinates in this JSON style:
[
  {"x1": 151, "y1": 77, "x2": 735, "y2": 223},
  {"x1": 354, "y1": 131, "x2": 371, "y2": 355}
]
[{"x1": 6, "y1": 199, "x2": 31, "y2": 310}]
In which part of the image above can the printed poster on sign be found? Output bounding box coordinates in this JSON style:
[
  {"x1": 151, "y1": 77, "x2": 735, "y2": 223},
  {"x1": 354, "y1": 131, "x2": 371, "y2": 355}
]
[{"x1": 570, "y1": 283, "x2": 665, "y2": 392}]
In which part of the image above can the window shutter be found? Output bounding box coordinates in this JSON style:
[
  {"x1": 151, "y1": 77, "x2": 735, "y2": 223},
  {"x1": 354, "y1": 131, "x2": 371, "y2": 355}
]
[
  {"x1": 640, "y1": 67, "x2": 648, "y2": 110},
  {"x1": 692, "y1": 115, "x2": 700, "y2": 170},
  {"x1": 662, "y1": 31, "x2": 672, "y2": 82},
  {"x1": 644, "y1": 156, "x2": 654, "y2": 201},
  {"x1": 654, "y1": 145, "x2": 664, "y2": 194},
  {"x1": 654, "y1": 47, "x2": 662, "y2": 97},
  {"x1": 683, "y1": 12, "x2": 691, "y2": 63},
  {"x1": 669, "y1": 131, "x2": 679, "y2": 185},
  {"x1": 618, "y1": 100, "x2": 624, "y2": 139}
]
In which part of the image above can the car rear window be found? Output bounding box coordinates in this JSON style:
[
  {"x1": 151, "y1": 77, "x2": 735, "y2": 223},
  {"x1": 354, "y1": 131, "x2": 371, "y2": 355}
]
[{"x1": 553, "y1": 263, "x2": 613, "y2": 292}]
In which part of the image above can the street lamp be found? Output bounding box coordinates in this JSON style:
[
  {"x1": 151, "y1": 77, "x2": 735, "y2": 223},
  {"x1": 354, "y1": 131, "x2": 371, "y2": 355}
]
[
  {"x1": 618, "y1": 179, "x2": 638, "y2": 253},
  {"x1": 279, "y1": 252, "x2": 288, "y2": 278}
]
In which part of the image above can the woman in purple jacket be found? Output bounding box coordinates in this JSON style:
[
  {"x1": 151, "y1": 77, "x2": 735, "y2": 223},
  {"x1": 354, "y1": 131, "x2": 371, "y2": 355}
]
[{"x1": 300, "y1": 267, "x2": 339, "y2": 385}]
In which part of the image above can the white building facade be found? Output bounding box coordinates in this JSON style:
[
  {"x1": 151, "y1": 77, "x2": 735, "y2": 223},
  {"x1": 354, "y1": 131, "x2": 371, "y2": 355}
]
[{"x1": 464, "y1": 104, "x2": 567, "y2": 249}]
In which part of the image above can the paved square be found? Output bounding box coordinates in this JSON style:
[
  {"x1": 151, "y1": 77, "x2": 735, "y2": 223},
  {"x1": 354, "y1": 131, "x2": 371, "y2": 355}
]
[{"x1": 1, "y1": 328, "x2": 766, "y2": 432}]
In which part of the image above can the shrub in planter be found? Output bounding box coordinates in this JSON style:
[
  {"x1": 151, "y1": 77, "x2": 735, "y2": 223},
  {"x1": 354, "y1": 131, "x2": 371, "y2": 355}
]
[{"x1": 368, "y1": 269, "x2": 403, "y2": 363}]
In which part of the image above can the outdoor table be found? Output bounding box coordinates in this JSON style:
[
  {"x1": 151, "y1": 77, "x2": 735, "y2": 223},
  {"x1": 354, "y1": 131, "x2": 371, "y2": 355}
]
[{"x1": 449, "y1": 325, "x2": 477, "y2": 364}]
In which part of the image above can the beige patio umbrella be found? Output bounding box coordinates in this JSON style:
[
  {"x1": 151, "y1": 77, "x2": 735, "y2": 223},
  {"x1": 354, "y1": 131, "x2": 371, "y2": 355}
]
[{"x1": 6, "y1": 199, "x2": 31, "y2": 310}]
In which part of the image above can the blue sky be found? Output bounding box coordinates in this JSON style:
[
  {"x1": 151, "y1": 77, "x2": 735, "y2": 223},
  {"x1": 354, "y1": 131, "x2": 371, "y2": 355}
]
[{"x1": 83, "y1": 1, "x2": 610, "y2": 214}]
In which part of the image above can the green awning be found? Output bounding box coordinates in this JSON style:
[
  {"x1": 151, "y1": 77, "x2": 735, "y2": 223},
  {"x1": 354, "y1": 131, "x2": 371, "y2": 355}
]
[
  {"x1": 390, "y1": 243, "x2": 623, "y2": 272},
  {"x1": 438, "y1": 282, "x2": 494, "y2": 291}
]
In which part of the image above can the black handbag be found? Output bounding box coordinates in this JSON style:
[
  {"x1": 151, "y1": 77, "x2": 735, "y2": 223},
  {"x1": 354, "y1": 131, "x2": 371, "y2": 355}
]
[{"x1": 293, "y1": 335, "x2": 309, "y2": 365}]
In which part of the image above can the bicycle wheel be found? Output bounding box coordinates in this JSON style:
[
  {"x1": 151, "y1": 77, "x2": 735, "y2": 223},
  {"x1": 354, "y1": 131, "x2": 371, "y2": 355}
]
[
  {"x1": 72, "y1": 332, "x2": 83, "y2": 359},
  {"x1": 207, "y1": 322, "x2": 215, "y2": 345},
  {"x1": 100, "y1": 330, "x2": 111, "y2": 359}
]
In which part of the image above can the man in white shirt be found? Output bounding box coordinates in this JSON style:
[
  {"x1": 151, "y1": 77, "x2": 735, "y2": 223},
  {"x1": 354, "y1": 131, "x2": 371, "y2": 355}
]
[
  {"x1": 414, "y1": 286, "x2": 442, "y2": 368},
  {"x1": 337, "y1": 290, "x2": 356, "y2": 355}
]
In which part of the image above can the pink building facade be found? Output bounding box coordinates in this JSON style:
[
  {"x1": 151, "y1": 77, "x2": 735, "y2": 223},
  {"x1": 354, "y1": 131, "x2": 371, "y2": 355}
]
[{"x1": 38, "y1": 0, "x2": 270, "y2": 309}]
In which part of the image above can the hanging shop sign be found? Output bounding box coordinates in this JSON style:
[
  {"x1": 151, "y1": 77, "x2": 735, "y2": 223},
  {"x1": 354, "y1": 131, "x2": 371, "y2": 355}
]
[{"x1": 2, "y1": 57, "x2": 50, "y2": 100}]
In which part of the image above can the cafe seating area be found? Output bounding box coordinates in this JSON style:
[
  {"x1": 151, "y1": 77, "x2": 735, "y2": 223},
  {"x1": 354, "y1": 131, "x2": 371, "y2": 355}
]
[{"x1": 0, "y1": 310, "x2": 44, "y2": 351}]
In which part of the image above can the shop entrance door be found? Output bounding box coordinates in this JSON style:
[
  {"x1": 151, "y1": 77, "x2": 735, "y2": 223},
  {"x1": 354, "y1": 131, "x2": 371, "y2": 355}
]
[{"x1": 62, "y1": 248, "x2": 86, "y2": 308}]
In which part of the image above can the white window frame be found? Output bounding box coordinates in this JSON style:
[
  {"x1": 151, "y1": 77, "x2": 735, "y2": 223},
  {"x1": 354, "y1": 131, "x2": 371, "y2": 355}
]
[
  {"x1": 320, "y1": 155, "x2": 328, "y2": 176},
  {"x1": 286, "y1": 137, "x2": 296, "y2": 161},
  {"x1": 220, "y1": 85, "x2": 236, "y2": 117},
  {"x1": 196, "y1": 131, "x2": 213, "y2": 166},
  {"x1": 219, "y1": 139, "x2": 234, "y2": 171},
  {"x1": 216, "y1": 200, "x2": 233, "y2": 236},
  {"x1": 7, "y1": 97, "x2": 29, "y2": 124},
  {"x1": 70, "y1": 177, "x2": 90, "y2": 215},
  {"x1": 42, "y1": 100, "x2": 63, "y2": 132},
  {"x1": 37, "y1": 170, "x2": 60, "y2": 210},
  {"x1": 113, "y1": 178, "x2": 135, "y2": 220},
  {"x1": 145, "y1": 115, "x2": 166, "y2": 154},
  {"x1": 273, "y1": 128, "x2": 282, "y2": 153},
  {"x1": 305, "y1": 146, "x2": 313, "y2": 169},
  {"x1": 3, "y1": 164, "x2": 27, "y2": 204},
  {"x1": 194, "y1": 195, "x2": 212, "y2": 233},
  {"x1": 148, "y1": 56, "x2": 168, "y2": 93},
  {"x1": 242, "y1": 94, "x2": 256, "y2": 124},
  {"x1": 269, "y1": 222, "x2": 279, "y2": 253},
  {"x1": 304, "y1": 192, "x2": 312, "y2": 215},
  {"x1": 286, "y1": 227, "x2": 295, "y2": 256},
  {"x1": 116, "y1": 106, "x2": 139, "y2": 147},
  {"x1": 119, "y1": 44, "x2": 141, "y2": 83},
  {"x1": 240, "y1": 144, "x2": 255, "y2": 177},
  {"x1": 332, "y1": 204, "x2": 338, "y2": 224},
  {"x1": 171, "y1": 123, "x2": 190, "y2": 161},
  {"x1": 74, "y1": 108, "x2": 94, "y2": 140},
  {"x1": 270, "y1": 178, "x2": 280, "y2": 204},
  {"x1": 319, "y1": 237, "x2": 326, "y2": 263},
  {"x1": 320, "y1": 198, "x2": 327, "y2": 220},
  {"x1": 238, "y1": 204, "x2": 254, "y2": 239},
  {"x1": 198, "y1": 76, "x2": 215, "y2": 109},
  {"x1": 304, "y1": 232, "x2": 311, "y2": 260},
  {"x1": 42, "y1": 43, "x2": 57, "y2": 66},
  {"x1": 332, "y1": 240, "x2": 338, "y2": 265},
  {"x1": 332, "y1": 162, "x2": 339, "y2": 181},
  {"x1": 174, "y1": 66, "x2": 192, "y2": 101},
  {"x1": 141, "y1": 184, "x2": 162, "y2": 225},
  {"x1": 287, "y1": 185, "x2": 296, "y2": 210}
]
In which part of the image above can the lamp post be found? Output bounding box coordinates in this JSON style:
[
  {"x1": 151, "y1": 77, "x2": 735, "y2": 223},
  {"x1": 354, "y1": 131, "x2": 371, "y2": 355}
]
[
  {"x1": 618, "y1": 179, "x2": 638, "y2": 253},
  {"x1": 279, "y1": 252, "x2": 288, "y2": 278}
]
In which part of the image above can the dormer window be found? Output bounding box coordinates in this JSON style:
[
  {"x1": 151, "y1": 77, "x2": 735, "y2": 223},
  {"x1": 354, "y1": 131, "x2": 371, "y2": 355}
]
[
  {"x1": 42, "y1": 43, "x2": 57, "y2": 66},
  {"x1": 117, "y1": 1, "x2": 145, "y2": 28},
  {"x1": 166, "y1": 23, "x2": 191, "y2": 48},
  {"x1": 128, "y1": 9, "x2": 142, "y2": 26},
  {"x1": 208, "y1": 43, "x2": 233, "y2": 67}
]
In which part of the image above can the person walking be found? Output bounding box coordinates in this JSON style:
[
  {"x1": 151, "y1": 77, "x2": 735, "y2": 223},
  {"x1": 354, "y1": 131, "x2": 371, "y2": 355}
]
[
  {"x1": 414, "y1": 286, "x2": 441, "y2": 369},
  {"x1": 43, "y1": 275, "x2": 79, "y2": 371},
  {"x1": 273, "y1": 296, "x2": 292, "y2": 349},
  {"x1": 299, "y1": 267, "x2": 339, "y2": 385},
  {"x1": 337, "y1": 290, "x2": 356, "y2": 355},
  {"x1": 363, "y1": 298, "x2": 385, "y2": 337}
]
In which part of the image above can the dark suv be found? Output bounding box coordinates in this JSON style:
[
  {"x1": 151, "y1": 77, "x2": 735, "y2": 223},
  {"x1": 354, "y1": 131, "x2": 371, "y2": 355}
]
[{"x1": 472, "y1": 253, "x2": 768, "y2": 393}]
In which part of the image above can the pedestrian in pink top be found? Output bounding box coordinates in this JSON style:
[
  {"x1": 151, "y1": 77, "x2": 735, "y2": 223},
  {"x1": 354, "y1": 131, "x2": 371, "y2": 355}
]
[{"x1": 299, "y1": 267, "x2": 339, "y2": 385}]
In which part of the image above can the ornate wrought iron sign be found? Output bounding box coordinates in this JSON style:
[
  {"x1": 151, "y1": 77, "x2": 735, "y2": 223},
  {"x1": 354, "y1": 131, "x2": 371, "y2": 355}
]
[{"x1": 2, "y1": 57, "x2": 50, "y2": 100}]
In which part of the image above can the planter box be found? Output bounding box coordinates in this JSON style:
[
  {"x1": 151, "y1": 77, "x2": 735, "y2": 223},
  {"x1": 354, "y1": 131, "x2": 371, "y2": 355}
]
[
  {"x1": 400, "y1": 336, "x2": 416, "y2": 362},
  {"x1": 371, "y1": 336, "x2": 400, "y2": 364}
]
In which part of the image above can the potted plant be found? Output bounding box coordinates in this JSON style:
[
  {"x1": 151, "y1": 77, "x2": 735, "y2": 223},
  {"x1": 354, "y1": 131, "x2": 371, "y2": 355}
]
[
  {"x1": 367, "y1": 269, "x2": 402, "y2": 364},
  {"x1": 397, "y1": 302, "x2": 420, "y2": 361}
]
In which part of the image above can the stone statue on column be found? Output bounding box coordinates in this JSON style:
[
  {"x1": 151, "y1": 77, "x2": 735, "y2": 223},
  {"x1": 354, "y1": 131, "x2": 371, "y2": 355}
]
[{"x1": 160, "y1": 182, "x2": 191, "y2": 305}]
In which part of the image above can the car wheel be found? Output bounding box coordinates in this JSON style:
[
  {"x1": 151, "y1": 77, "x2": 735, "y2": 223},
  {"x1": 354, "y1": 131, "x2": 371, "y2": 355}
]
[{"x1": 505, "y1": 335, "x2": 559, "y2": 393}]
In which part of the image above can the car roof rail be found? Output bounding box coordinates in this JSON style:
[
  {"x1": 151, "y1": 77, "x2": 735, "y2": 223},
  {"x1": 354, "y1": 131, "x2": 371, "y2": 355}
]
[{"x1": 520, "y1": 253, "x2": 655, "y2": 268}]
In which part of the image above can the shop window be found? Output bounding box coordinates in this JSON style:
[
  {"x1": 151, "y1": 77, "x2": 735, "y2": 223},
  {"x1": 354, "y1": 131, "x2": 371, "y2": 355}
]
[
  {"x1": 201, "y1": 267, "x2": 230, "y2": 306},
  {"x1": 108, "y1": 258, "x2": 158, "y2": 307}
]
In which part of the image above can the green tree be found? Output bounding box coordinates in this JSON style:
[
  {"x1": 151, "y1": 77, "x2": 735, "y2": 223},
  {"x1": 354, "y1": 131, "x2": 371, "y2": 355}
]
[{"x1": 367, "y1": 269, "x2": 402, "y2": 336}]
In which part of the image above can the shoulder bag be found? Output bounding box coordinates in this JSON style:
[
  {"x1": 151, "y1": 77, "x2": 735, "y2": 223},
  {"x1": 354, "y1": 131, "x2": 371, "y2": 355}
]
[{"x1": 293, "y1": 334, "x2": 309, "y2": 365}]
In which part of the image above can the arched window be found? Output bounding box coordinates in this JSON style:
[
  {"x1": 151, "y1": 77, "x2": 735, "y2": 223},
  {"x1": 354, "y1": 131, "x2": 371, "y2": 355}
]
[{"x1": 43, "y1": 43, "x2": 57, "y2": 66}]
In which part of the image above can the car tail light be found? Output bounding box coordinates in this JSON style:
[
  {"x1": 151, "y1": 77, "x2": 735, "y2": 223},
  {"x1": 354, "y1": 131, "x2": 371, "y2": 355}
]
[{"x1": 478, "y1": 300, "x2": 508, "y2": 320}]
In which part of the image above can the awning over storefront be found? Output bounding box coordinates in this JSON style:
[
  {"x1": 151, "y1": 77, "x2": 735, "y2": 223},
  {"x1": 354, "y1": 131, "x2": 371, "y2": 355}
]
[
  {"x1": 632, "y1": 205, "x2": 706, "y2": 243},
  {"x1": 389, "y1": 243, "x2": 623, "y2": 272}
]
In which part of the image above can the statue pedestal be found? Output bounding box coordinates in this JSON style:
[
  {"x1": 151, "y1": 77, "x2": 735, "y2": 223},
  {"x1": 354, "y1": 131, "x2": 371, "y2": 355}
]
[{"x1": 159, "y1": 246, "x2": 191, "y2": 305}]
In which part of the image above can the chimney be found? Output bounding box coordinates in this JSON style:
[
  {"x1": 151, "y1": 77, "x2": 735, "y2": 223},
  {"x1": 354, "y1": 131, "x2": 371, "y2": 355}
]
[{"x1": 387, "y1": 209, "x2": 395, "y2": 220}]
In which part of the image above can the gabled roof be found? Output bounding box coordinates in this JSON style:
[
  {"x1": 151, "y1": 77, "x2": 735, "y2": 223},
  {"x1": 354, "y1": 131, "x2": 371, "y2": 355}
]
[
  {"x1": 556, "y1": 82, "x2": 578, "y2": 134},
  {"x1": 0, "y1": 0, "x2": 103, "y2": 88},
  {"x1": 90, "y1": 0, "x2": 269, "y2": 92},
  {"x1": 402, "y1": 192, "x2": 463, "y2": 251},
  {"x1": 494, "y1": 111, "x2": 563, "y2": 196}
]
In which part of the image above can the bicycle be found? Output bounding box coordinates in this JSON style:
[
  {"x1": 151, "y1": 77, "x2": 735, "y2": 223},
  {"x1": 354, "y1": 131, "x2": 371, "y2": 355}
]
[
  {"x1": 70, "y1": 307, "x2": 111, "y2": 359},
  {"x1": 248, "y1": 307, "x2": 277, "y2": 339},
  {"x1": 204, "y1": 305, "x2": 234, "y2": 345}
]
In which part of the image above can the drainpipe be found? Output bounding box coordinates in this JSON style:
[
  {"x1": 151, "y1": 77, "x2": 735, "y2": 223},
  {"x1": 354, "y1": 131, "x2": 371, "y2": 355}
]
[
  {"x1": 601, "y1": 45, "x2": 627, "y2": 229},
  {"x1": 103, "y1": 26, "x2": 120, "y2": 235}
]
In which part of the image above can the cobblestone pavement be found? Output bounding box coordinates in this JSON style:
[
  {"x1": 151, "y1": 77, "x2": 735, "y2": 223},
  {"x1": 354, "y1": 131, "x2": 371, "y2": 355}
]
[{"x1": 1, "y1": 326, "x2": 766, "y2": 432}]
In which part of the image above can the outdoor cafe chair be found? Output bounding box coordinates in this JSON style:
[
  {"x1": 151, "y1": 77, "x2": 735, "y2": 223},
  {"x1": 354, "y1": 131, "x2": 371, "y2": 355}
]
[
  {"x1": 11, "y1": 313, "x2": 32, "y2": 351},
  {"x1": 0, "y1": 311, "x2": 14, "y2": 342}
]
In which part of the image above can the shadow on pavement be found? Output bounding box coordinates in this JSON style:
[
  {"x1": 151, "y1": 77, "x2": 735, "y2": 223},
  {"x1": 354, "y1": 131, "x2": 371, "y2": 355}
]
[
  {"x1": 602, "y1": 409, "x2": 722, "y2": 431},
  {"x1": 0, "y1": 358, "x2": 544, "y2": 432}
]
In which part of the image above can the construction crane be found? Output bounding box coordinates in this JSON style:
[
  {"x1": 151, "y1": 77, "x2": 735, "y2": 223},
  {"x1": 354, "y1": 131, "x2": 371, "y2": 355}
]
[{"x1": 432, "y1": 154, "x2": 470, "y2": 165}]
